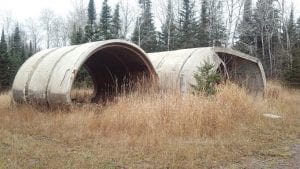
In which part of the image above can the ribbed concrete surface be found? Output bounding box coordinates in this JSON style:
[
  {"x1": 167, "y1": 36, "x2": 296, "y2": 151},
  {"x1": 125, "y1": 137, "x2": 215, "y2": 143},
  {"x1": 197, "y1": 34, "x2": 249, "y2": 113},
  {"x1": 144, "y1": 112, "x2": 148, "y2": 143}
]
[
  {"x1": 12, "y1": 40, "x2": 156, "y2": 106},
  {"x1": 12, "y1": 40, "x2": 266, "y2": 107}
]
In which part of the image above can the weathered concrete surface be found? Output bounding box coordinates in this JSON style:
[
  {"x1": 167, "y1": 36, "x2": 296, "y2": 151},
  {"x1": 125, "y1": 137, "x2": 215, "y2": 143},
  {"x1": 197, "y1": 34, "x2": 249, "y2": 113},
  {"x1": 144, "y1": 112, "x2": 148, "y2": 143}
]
[
  {"x1": 12, "y1": 41, "x2": 266, "y2": 107},
  {"x1": 148, "y1": 47, "x2": 266, "y2": 94},
  {"x1": 12, "y1": 40, "x2": 157, "y2": 106}
]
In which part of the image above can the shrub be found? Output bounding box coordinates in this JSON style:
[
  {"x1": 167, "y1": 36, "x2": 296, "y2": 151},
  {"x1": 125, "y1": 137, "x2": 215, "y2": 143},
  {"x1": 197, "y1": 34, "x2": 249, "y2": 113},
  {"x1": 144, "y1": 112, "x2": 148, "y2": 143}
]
[{"x1": 191, "y1": 62, "x2": 221, "y2": 96}]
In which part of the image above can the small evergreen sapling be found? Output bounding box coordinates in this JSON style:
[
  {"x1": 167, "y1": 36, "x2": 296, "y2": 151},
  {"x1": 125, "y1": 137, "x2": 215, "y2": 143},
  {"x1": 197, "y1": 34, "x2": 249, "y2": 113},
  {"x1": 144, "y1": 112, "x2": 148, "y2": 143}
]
[{"x1": 191, "y1": 62, "x2": 221, "y2": 96}]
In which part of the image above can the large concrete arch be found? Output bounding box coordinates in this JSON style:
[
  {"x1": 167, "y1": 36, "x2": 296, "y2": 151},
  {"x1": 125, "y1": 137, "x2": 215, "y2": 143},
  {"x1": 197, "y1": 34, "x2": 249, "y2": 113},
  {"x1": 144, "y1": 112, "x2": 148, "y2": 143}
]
[
  {"x1": 12, "y1": 42, "x2": 266, "y2": 107},
  {"x1": 12, "y1": 40, "x2": 157, "y2": 106},
  {"x1": 148, "y1": 47, "x2": 266, "y2": 94},
  {"x1": 213, "y1": 47, "x2": 266, "y2": 93}
]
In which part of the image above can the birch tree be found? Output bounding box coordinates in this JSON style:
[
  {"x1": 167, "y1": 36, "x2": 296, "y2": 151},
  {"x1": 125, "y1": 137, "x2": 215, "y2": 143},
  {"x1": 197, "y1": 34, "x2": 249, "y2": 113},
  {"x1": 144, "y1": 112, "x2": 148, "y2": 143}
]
[
  {"x1": 25, "y1": 18, "x2": 42, "y2": 53},
  {"x1": 40, "y1": 9, "x2": 55, "y2": 49}
]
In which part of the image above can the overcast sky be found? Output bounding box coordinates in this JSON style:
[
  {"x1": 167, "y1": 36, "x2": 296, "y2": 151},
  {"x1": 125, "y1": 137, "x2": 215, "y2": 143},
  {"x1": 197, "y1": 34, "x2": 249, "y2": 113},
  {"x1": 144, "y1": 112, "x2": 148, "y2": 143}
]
[
  {"x1": 0, "y1": 0, "x2": 72, "y2": 20},
  {"x1": 0, "y1": 0, "x2": 125, "y2": 21},
  {"x1": 0, "y1": 0, "x2": 299, "y2": 21}
]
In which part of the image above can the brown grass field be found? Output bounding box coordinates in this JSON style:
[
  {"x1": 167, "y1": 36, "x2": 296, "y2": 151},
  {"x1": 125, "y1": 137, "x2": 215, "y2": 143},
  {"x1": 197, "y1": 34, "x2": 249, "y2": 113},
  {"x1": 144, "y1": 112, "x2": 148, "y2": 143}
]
[{"x1": 0, "y1": 82, "x2": 299, "y2": 168}]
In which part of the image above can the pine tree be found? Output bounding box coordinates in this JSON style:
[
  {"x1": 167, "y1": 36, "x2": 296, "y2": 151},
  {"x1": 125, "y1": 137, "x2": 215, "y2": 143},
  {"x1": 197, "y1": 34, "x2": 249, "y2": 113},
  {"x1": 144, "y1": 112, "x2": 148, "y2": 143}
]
[
  {"x1": 234, "y1": 0, "x2": 255, "y2": 54},
  {"x1": 285, "y1": 17, "x2": 300, "y2": 87},
  {"x1": 131, "y1": 0, "x2": 158, "y2": 52},
  {"x1": 69, "y1": 25, "x2": 90, "y2": 85},
  {"x1": 111, "y1": 3, "x2": 121, "y2": 39},
  {"x1": 191, "y1": 62, "x2": 221, "y2": 96},
  {"x1": 287, "y1": 7, "x2": 296, "y2": 44},
  {"x1": 85, "y1": 0, "x2": 97, "y2": 42},
  {"x1": 71, "y1": 24, "x2": 84, "y2": 45},
  {"x1": 11, "y1": 25, "x2": 24, "y2": 63},
  {"x1": 0, "y1": 29, "x2": 10, "y2": 91},
  {"x1": 9, "y1": 25, "x2": 25, "y2": 85},
  {"x1": 282, "y1": 6, "x2": 297, "y2": 75},
  {"x1": 198, "y1": 0, "x2": 209, "y2": 47},
  {"x1": 208, "y1": 0, "x2": 227, "y2": 47},
  {"x1": 98, "y1": 0, "x2": 112, "y2": 40},
  {"x1": 28, "y1": 41, "x2": 33, "y2": 57},
  {"x1": 160, "y1": 0, "x2": 176, "y2": 51},
  {"x1": 176, "y1": 0, "x2": 198, "y2": 49}
]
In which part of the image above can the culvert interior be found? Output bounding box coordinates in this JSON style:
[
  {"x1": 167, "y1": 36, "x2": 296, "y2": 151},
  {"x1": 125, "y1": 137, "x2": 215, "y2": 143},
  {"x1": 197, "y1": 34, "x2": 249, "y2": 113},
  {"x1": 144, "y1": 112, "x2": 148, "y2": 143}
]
[
  {"x1": 216, "y1": 52, "x2": 265, "y2": 93},
  {"x1": 72, "y1": 46, "x2": 153, "y2": 103}
]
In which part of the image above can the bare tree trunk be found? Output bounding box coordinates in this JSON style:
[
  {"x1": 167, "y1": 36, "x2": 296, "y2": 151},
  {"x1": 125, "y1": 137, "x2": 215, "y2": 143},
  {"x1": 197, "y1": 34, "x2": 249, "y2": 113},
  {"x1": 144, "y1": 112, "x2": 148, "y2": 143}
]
[
  {"x1": 261, "y1": 29, "x2": 266, "y2": 60},
  {"x1": 225, "y1": 0, "x2": 234, "y2": 47},
  {"x1": 231, "y1": 1, "x2": 243, "y2": 46},
  {"x1": 267, "y1": 35, "x2": 273, "y2": 77},
  {"x1": 120, "y1": 0, "x2": 137, "y2": 39},
  {"x1": 40, "y1": 9, "x2": 55, "y2": 49},
  {"x1": 138, "y1": 18, "x2": 141, "y2": 46}
]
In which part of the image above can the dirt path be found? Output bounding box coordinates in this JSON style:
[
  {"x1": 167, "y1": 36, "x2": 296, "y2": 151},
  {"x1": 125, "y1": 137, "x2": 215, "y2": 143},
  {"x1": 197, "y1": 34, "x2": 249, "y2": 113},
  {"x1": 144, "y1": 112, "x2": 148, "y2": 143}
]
[
  {"x1": 275, "y1": 142, "x2": 300, "y2": 169},
  {"x1": 290, "y1": 143, "x2": 300, "y2": 168},
  {"x1": 240, "y1": 140, "x2": 300, "y2": 169},
  {"x1": 237, "y1": 139, "x2": 300, "y2": 169}
]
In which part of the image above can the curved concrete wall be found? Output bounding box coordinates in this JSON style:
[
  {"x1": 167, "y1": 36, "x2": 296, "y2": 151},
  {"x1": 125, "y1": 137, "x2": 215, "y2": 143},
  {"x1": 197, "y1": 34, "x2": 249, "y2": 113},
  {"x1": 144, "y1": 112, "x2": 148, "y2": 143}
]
[
  {"x1": 214, "y1": 47, "x2": 266, "y2": 93},
  {"x1": 148, "y1": 47, "x2": 266, "y2": 94},
  {"x1": 12, "y1": 40, "x2": 156, "y2": 106},
  {"x1": 12, "y1": 41, "x2": 266, "y2": 107}
]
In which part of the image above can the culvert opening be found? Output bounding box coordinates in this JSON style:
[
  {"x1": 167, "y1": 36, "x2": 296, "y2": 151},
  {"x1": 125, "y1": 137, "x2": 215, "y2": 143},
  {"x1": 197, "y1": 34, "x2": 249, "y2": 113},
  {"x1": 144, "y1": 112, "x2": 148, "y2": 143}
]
[
  {"x1": 71, "y1": 45, "x2": 154, "y2": 104},
  {"x1": 216, "y1": 52, "x2": 264, "y2": 92}
]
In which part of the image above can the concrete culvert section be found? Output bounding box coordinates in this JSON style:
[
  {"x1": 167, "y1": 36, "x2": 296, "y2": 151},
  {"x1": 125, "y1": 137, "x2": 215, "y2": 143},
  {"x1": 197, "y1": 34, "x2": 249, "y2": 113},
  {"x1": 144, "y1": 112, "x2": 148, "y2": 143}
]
[
  {"x1": 148, "y1": 47, "x2": 266, "y2": 94},
  {"x1": 214, "y1": 47, "x2": 266, "y2": 94},
  {"x1": 12, "y1": 40, "x2": 157, "y2": 107}
]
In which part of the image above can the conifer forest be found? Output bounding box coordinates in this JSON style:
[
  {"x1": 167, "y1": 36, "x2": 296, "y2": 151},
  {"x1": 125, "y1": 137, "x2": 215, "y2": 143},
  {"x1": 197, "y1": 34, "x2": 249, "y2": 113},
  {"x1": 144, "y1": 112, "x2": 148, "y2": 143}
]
[{"x1": 0, "y1": 0, "x2": 300, "y2": 90}]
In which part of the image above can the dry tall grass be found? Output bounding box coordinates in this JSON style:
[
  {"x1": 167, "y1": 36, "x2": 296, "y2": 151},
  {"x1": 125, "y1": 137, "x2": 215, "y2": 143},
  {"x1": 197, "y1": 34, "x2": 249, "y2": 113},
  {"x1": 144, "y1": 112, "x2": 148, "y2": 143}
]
[{"x1": 0, "y1": 82, "x2": 299, "y2": 168}]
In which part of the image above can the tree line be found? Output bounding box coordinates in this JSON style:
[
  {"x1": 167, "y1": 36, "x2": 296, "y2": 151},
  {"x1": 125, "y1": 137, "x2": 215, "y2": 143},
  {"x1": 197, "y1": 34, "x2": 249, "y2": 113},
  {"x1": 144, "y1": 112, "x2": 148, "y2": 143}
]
[
  {"x1": 0, "y1": 0, "x2": 300, "y2": 91},
  {"x1": 0, "y1": 25, "x2": 33, "y2": 90}
]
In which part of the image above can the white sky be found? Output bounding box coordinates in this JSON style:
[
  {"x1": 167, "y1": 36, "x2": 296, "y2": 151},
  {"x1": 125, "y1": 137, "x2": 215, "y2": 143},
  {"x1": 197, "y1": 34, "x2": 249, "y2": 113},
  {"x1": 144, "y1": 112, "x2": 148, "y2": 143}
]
[
  {"x1": 0, "y1": 0, "x2": 136, "y2": 21},
  {"x1": 0, "y1": 0, "x2": 299, "y2": 21},
  {"x1": 0, "y1": 0, "x2": 72, "y2": 20}
]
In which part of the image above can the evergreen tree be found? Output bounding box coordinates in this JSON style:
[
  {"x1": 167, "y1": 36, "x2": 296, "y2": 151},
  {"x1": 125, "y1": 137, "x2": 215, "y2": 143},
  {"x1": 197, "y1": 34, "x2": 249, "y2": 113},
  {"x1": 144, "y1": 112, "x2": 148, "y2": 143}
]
[
  {"x1": 111, "y1": 4, "x2": 121, "y2": 39},
  {"x1": 176, "y1": 0, "x2": 198, "y2": 49},
  {"x1": 98, "y1": 0, "x2": 112, "y2": 40},
  {"x1": 131, "y1": 0, "x2": 158, "y2": 52},
  {"x1": 160, "y1": 0, "x2": 177, "y2": 51},
  {"x1": 287, "y1": 7, "x2": 296, "y2": 45},
  {"x1": 282, "y1": 6, "x2": 297, "y2": 76},
  {"x1": 28, "y1": 41, "x2": 33, "y2": 57},
  {"x1": 285, "y1": 17, "x2": 300, "y2": 87},
  {"x1": 85, "y1": 0, "x2": 97, "y2": 42},
  {"x1": 0, "y1": 29, "x2": 10, "y2": 91},
  {"x1": 69, "y1": 24, "x2": 90, "y2": 86},
  {"x1": 234, "y1": 0, "x2": 255, "y2": 54},
  {"x1": 71, "y1": 24, "x2": 84, "y2": 45},
  {"x1": 208, "y1": 0, "x2": 227, "y2": 47},
  {"x1": 71, "y1": 24, "x2": 79, "y2": 45},
  {"x1": 198, "y1": 0, "x2": 209, "y2": 47},
  {"x1": 11, "y1": 25, "x2": 24, "y2": 63},
  {"x1": 9, "y1": 24, "x2": 25, "y2": 85},
  {"x1": 286, "y1": 48, "x2": 300, "y2": 87},
  {"x1": 191, "y1": 62, "x2": 221, "y2": 96},
  {"x1": 253, "y1": 0, "x2": 281, "y2": 77}
]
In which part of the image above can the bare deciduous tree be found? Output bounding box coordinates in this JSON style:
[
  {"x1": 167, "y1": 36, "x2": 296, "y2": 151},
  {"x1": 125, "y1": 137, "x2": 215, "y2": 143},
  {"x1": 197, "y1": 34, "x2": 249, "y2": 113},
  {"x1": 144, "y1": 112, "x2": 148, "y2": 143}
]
[
  {"x1": 69, "y1": 0, "x2": 88, "y2": 28},
  {"x1": 224, "y1": 0, "x2": 243, "y2": 46},
  {"x1": 40, "y1": 8, "x2": 55, "y2": 49},
  {"x1": 119, "y1": 0, "x2": 138, "y2": 39},
  {"x1": 0, "y1": 10, "x2": 16, "y2": 43},
  {"x1": 25, "y1": 17, "x2": 42, "y2": 52}
]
